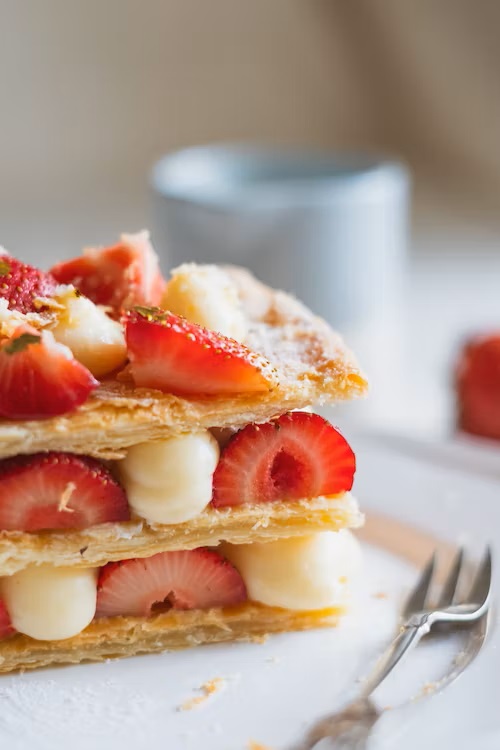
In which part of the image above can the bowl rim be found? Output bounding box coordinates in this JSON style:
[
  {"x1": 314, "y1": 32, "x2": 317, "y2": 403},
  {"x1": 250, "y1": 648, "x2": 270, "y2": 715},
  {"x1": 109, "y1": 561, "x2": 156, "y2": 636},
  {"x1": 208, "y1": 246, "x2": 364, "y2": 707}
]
[{"x1": 151, "y1": 143, "x2": 409, "y2": 210}]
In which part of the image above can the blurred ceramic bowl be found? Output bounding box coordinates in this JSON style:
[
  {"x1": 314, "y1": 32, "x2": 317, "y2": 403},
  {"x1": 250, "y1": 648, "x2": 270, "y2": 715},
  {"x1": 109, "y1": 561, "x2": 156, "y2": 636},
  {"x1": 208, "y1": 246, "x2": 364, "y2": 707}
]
[{"x1": 151, "y1": 144, "x2": 409, "y2": 332}]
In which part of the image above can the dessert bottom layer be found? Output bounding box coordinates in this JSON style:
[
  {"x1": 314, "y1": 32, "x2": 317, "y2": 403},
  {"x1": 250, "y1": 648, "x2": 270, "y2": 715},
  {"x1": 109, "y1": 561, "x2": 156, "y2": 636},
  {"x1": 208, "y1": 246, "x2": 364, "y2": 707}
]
[{"x1": 0, "y1": 603, "x2": 343, "y2": 673}]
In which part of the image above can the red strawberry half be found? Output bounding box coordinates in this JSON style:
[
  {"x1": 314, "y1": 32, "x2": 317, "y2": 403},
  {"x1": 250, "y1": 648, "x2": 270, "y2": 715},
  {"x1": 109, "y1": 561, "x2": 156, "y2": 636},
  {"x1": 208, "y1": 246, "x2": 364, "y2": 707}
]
[
  {"x1": 96, "y1": 548, "x2": 247, "y2": 618},
  {"x1": 0, "y1": 326, "x2": 98, "y2": 419},
  {"x1": 456, "y1": 334, "x2": 500, "y2": 440},
  {"x1": 0, "y1": 600, "x2": 15, "y2": 639},
  {"x1": 125, "y1": 307, "x2": 273, "y2": 395},
  {"x1": 212, "y1": 411, "x2": 355, "y2": 508},
  {"x1": 0, "y1": 452, "x2": 130, "y2": 532},
  {"x1": 0, "y1": 255, "x2": 57, "y2": 314},
  {"x1": 50, "y1": 232, "x2": 166, "y2": 315}
]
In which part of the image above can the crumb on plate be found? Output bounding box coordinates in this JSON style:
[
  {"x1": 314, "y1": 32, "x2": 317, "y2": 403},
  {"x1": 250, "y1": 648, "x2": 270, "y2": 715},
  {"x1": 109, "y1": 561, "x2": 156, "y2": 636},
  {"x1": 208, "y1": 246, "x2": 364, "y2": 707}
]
[
  {"x1": 251, "y1": 634, "x2": 269, "y2": 644},
  {"x1": 411, "y1": 680, "x2": 441, "y2": 702},
  {"x1": 421, "y1": 681, "x2": 437, "y2": 696},
  {"x1": 178, "y1": 677, "x2": 225, "y2": 711}
]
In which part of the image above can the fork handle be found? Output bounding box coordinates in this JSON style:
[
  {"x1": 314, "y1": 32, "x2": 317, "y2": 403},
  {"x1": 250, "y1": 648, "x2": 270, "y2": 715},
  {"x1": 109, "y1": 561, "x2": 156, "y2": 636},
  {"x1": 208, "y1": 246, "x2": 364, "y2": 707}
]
[
  {"x1": 308, "y1": 623, "x2": 431, "y2": 750},
  {"x1": 360, "y1": 620, "x2": 430, "y2": 698},
  {"x1": 308, "y1": 698, "x2": 379, "y2": 749}
]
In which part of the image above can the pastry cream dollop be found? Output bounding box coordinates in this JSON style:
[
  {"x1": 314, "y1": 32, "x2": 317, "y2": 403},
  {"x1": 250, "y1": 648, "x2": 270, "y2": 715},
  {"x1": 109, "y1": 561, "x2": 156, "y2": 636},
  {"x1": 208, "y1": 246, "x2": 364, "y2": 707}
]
[
  {"x1": 222, "y1": 530, "x2": 361, "y2": 610},
  {"x1": 119, "y1": 431, "x2": 220, "y2": 524},
  {"x1": 2, "y1": 565, "x2": 98, "y2": 641},
  {"x1": 51, "y1": 286, "x2": 127, "y2": 377}
]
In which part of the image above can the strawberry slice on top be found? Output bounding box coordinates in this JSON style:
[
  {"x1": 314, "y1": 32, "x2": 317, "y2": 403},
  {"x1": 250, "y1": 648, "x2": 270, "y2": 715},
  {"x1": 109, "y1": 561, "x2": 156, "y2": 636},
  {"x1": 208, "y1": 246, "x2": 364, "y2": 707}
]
[
  {"x1": 50, "y1": 231, "x2": 166, "y2": 315},
  {"x1": 96, "y1": 548, "x2": 247, "y2": 618},
  {"x1": 125, "y1": 307, "x2": 273, "y2": 396},
  {"x1": 0, "y1": 452, "x2": 130, "y2": 532},
  {"x1": 212, "y1": 411, "x2": 355, "y2": 508},
  {"x1": 0, "y1": 255, "x2": 57, "y2": 314},
  {"x1": 0, "y1": 326, "x2": 98, "y2": 420}
]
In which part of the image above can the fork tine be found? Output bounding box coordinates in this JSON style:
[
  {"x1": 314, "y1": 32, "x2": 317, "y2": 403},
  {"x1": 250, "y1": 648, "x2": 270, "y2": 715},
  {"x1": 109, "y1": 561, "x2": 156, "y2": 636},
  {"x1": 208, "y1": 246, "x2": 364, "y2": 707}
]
[
  {"x1": 437, "y1": 547, "x2": 465, "y2": 608},
  {"x1": 466, "y1": 546, "x2": 492, "y2": 608},
  {"x1": 402, "y1": 551, "x2": 437, "y2": 618}
]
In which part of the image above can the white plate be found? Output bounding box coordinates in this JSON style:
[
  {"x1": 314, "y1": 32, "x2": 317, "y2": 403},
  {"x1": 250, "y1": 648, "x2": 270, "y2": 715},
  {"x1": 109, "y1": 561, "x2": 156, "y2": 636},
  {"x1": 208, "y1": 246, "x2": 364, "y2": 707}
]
[{"x1": 0, "y1": 435, "x2": 499, "y2": 750}]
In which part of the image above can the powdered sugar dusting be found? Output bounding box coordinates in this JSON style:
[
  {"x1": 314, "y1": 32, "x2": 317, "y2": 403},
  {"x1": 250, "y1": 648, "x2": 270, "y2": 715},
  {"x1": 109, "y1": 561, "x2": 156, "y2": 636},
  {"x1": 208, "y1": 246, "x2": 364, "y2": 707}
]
[{"x1": 0, "y1": 676, "x2": 158, "y2": 747}]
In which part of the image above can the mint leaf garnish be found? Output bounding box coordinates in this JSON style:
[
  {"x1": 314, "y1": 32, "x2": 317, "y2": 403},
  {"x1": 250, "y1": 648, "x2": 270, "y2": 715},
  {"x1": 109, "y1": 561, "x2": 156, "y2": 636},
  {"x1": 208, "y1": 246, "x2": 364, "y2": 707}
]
[{"x1": 4, "y1": 333, "x2": 41, "y2": 354}]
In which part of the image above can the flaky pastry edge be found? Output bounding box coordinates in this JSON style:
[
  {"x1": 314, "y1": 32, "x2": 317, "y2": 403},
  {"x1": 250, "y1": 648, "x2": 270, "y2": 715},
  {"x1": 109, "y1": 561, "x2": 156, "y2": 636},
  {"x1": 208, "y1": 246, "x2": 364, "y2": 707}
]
[
  {"x1": 0, "y1": 602, "x2": 344, "y2": 673},
  {"x1": 0, "y1": 494, "x2": 362, "y2": 575}
]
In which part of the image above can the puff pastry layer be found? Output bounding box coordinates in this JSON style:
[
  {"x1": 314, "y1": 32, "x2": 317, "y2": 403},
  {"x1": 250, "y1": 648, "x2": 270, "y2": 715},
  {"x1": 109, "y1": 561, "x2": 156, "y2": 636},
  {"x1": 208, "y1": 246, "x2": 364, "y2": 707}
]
[
  {"x1": 0, "y1": 495, "x2": 362, "y2": 576},
  {"x1": 0, "y1": 268, "x2": 367, "y2": 460},
  {"x1": 0, "y1": 602, "x2": 344, "y2": 673}
]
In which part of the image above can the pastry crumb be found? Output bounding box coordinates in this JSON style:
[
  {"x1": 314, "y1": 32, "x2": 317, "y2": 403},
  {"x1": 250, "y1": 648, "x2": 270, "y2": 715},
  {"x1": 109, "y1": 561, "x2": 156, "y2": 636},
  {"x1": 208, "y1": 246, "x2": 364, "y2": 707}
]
[
  {"x1": 203, "y1": 677, "x2": 224, "y2": 696},
  {"x1": 421, "y1": 681, "x2": 437, "y2": 696},
  {"x1": 247, "y1": 742, "x2": 273, "y2": 750},
  {"x1": 412, "y1": 680, "x2": 442, "y2": 701},
  {"x1": 181, "y1": 696, "x2": 205, "y2": 711},
  {"x1": 372, "y1": 591, "x2": 389, "y2": 600},
  {"x1": 178, "y1": 677, "x2": 225, "y2": 711},
  {"x1": 251, "y1": 634, "x2": 269, "y2": 644}
]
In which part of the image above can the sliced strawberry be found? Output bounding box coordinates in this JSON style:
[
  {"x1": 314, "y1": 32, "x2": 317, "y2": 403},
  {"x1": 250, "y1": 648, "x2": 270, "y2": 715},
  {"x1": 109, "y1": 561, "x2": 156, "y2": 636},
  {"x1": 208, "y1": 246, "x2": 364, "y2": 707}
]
[
  {"x1": 212, "y1": 411, "x2": 355, "y2": 508},
  {"x1": 0, "y1": 326, "x2": 98, "y2": 419},
  {"x1": 0, "y1": 255, "x2": 57, "y2": 314},
  {"x1": 0, "y1": 452, "x2": 130, "y2": 531},
  {"x1": 456, "y1": 334, "x2": 500, "y2": 439},
  {"x1": 125, "y1": 307, "x2": 273, "y2": 395},
  {"x1": 0, "y1": 600, "x2": 15, "y2": 639},
  {"x1": 50, "y1": 232, "x2": 166, "y2": 315},
  {"x1": 96, "y1": 548, "x2": 247, "y2": 618}
]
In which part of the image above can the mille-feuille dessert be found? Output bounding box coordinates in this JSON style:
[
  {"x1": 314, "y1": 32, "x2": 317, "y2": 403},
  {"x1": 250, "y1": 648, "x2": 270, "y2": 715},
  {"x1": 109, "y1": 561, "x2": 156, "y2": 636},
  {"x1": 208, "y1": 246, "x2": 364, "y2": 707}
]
[{"x1": 0, "y1": 231, "x2": 367, "y2": 672}]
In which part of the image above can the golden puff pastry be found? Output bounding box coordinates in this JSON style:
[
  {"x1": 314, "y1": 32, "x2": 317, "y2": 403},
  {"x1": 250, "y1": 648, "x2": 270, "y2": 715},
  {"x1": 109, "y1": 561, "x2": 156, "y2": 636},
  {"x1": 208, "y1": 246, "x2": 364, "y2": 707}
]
[
  {"x1": 0, "y1": 602, "x2": 344, "y2": 673},
  {"x1": 0, "y1": 267, "x2": 367, "y2": 461},
  {"x1": 0, "y1": 494, "x2": 362, "y2": 576},
  {"x1": 0, "y1": 263, "x2": 366, "y2": 673}
]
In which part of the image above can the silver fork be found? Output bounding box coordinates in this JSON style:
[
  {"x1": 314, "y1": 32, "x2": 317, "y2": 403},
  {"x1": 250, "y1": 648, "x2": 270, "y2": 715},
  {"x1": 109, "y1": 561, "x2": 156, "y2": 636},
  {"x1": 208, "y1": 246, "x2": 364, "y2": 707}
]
[{"x1": 297, "y1": 546, "x2": 493, "y2": 750}]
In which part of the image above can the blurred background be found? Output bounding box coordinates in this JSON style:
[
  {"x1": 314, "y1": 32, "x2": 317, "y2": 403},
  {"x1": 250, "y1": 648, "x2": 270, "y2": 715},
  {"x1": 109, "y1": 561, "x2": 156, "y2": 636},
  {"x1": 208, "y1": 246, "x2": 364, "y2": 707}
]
[{"x1": 1, "y1": 0, "x2": 499, "y2": 436}]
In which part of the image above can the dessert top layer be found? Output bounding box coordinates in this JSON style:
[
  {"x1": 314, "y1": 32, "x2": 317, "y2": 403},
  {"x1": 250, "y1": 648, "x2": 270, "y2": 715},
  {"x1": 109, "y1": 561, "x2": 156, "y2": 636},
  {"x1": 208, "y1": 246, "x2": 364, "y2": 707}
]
[
  {"x1": 0, "y1": 269, "x2": 366, "y2": 459},
  {"x1": 0, "y1": 234, "x2": 367, "y2": 459}
]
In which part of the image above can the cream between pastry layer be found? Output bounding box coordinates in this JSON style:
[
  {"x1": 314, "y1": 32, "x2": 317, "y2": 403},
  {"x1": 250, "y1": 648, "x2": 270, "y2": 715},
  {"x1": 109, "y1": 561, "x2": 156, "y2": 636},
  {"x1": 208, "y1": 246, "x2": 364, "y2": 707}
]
[
  {"x1": 2, "y1": 566, "x2": 98, "y2": 640},
  {"x1": 118, "y1": 431, "x2": 220, "y2": 524},
  {"x1": 0, "y1": 532, "x2": 360, "y2": 642},
  {"x1": 222, "y1": 530, "x2": 361, "y2": 610}
]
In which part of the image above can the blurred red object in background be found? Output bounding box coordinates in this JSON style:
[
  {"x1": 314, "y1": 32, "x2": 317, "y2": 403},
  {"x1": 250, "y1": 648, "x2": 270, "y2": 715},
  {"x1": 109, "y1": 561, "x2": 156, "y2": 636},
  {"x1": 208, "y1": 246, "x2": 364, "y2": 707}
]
[{"x1": 456, "y1": 334, "x2": 500, "y2": 440}]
